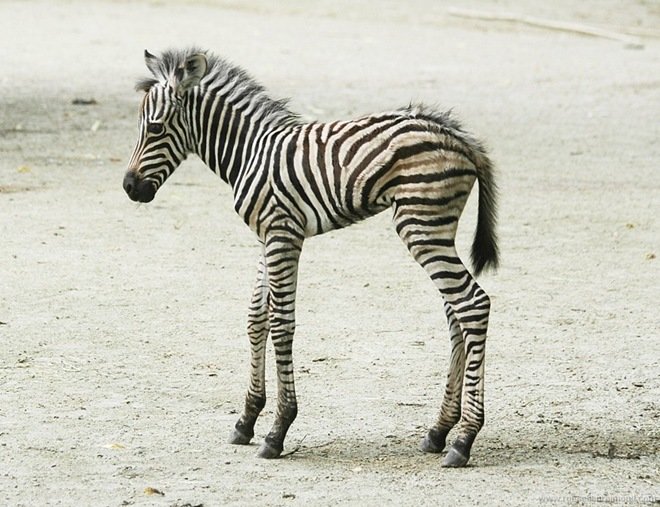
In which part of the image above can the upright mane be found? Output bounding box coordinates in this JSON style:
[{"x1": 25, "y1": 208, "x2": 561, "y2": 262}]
[{"x1": 136, "y1": 47, "x2": 300, "y2": 126}]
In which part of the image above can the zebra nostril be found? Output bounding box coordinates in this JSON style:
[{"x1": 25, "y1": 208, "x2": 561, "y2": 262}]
[
  {"x1": 123, "y1": 172, "x2": 137, "y2": 197},
  {"x1": 123, "y1": 171, "x2": 156, "y2": 202}
]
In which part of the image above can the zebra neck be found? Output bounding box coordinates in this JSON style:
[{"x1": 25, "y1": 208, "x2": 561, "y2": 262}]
[{"x1": 190, "y1": 90, "x2": 290, "y2": 189}]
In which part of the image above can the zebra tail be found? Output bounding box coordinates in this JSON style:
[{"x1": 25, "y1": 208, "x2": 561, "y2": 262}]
[{"x1": 470, "y1": 148, "x2": 499, "y2": 277}]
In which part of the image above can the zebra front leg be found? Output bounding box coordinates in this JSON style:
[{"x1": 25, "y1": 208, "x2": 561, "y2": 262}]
[
  {"x1": 420, "y1": 303, "x2": 465, "y2": 453},
  {"x1": 257, "y1": 232, "x2": 302, "y2": 459},
  {"x1": 229, "y1": 253, "x2": 269, "y2": 445}
]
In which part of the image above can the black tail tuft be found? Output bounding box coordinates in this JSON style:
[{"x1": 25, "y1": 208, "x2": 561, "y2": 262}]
[{"x1": 471, "y1": 155, "x2": 499, "y2": 277}]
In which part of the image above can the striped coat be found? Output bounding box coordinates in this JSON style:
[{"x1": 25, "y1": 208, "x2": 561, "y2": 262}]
[{"x1": 124, "y1": 48, "x2": 498, "y2": 467}]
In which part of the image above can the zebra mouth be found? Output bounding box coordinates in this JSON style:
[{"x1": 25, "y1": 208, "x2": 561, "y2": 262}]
[{"x1": 123, "y1": 171, "x2": 156, "y2": 203}]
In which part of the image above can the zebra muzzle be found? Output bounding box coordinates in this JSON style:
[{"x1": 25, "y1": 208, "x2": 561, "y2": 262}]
[{"x1": 123, "y1": 170, "x2": 156, "y2": 203}]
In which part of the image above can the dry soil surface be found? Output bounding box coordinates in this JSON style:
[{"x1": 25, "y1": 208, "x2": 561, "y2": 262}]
[{"x1": 1, "y1": 1, "x2": 659, "y2": 506}]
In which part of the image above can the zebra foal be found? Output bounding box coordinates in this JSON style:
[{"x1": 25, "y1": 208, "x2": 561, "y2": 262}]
[{"x1": 123, "y1": 48, "x2": 498, "y2": 467}]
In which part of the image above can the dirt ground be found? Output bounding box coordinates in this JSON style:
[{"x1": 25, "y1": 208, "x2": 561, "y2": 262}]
[{"x1": 1, "y1": 1, "x2": 658, "y2": 505}]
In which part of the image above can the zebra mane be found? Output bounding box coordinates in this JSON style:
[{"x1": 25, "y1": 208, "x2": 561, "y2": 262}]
[{"x1": 136, "y1": 47, "x2": 300, "y2": 125}]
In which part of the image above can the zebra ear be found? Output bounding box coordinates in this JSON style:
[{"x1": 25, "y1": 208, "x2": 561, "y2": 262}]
[
  {"x1": 144, "y1": 49, "x2": 160, "y2": 76},
  {"x1": 176, "y1": 53, "x2": 208, "y2": 94}
]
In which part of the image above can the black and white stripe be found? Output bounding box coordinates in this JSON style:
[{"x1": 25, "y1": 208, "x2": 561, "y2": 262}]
[{"x1": 124, "y1": 47, "x2": 499, "y2": 467}]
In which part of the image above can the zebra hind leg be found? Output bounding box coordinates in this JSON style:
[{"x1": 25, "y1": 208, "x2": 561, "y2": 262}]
[
  {"x1": 229, "y1": 253, "x2": 269, "y2": 445},
  {"x1": 430, "y1": 262, "x2": 489, "y2": 467},
  {"x1": 417, "y1": 245, "x2": 490, "y2": 468},
  {"x1": 420, "y1": 302, "x2": 465, "y2": 453},
  {"x1": 440, "y1": 281, "x2": 490, "y2": 468},
  {"x1": 394, "y1": 202, "x2": 490, "y2": 468}
]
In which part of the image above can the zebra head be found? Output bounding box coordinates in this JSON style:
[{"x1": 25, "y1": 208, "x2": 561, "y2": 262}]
[{"x1": 124, "y1": 49, "x2": 208, "y2": 202}]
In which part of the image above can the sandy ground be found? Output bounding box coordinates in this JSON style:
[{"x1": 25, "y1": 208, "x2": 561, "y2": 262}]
[{"x1": 1, "y1": 1, "x2": 659, "y2": 505}]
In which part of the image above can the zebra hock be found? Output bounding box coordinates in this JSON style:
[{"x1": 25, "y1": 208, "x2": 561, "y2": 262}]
[{"x1": 124, "y1": 48, "x2": 499, "y2": 467}]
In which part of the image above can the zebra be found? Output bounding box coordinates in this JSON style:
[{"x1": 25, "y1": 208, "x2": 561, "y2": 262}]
[{"x1": 123, "y1": 47, "x2": 498, "y2": 468}]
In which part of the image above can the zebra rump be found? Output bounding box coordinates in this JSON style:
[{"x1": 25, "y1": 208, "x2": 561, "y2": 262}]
[{"x1": 400, "y1": 105, "x2": 499, "y2": 276}]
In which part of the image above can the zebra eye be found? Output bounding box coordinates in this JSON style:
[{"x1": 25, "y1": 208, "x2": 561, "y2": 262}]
[{"x1": 146, "y1": 122, "x2": 164, "y2": 135}]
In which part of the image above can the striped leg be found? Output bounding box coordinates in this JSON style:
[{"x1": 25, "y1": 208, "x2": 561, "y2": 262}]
[
  {"x1": 442, "y1": 283, "x2": 489, "y2": 468},
  {"x1": 420, "y1": 302, "x2": 465, "y2": 453},
  {"x1": 394, "y1": 201, "x2": 490, "y2": 468},
  {"x1": 257, "y1": 229, "x2": 303, "y2": 458},
  {"x1": 229, "y1": 252, "x2": 269, "y2": 445}
]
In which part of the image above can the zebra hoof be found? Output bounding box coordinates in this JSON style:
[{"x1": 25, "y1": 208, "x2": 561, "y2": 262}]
[
  {"x1": 257, "y1": 440, "x2": 283, "y2": 459},
  {"x1": 419, "y1": 428, "x2": 447, "y2": 453},
  {"x1": 441, "y1": 446, "x2": 470, "y2": 468},
  {"x1": 228, "y1": 428, "x2": 252, "y2": 445}
]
